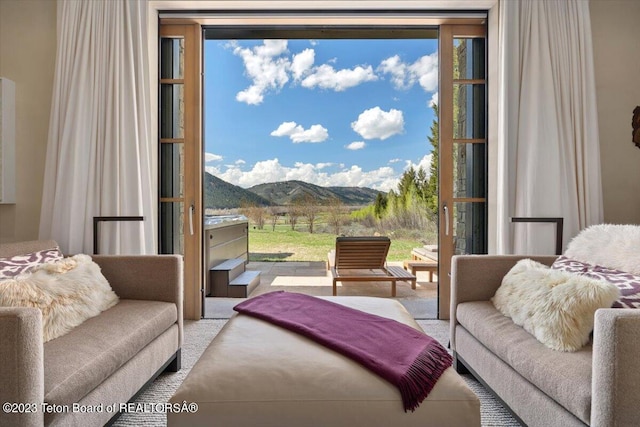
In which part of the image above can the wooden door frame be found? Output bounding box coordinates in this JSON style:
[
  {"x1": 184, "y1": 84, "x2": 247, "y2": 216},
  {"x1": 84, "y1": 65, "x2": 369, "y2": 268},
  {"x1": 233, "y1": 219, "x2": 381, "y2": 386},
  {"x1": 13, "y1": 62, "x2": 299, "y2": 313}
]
[
  {"x1": 438, "y1": 24, "x2": 487, "y2": 319},
  {"x1": 159, "y1": 23, "x2": 203, "y2": 320}
]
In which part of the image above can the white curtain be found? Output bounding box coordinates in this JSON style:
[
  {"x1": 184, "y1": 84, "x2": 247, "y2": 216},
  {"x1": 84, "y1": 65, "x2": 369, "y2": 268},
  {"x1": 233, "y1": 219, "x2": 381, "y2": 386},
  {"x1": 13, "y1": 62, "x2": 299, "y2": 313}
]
[
  {"x1": 39, "y1": 0, "x2": 155, "y2": 255},
  {"x1": 496, "y1": 0, "x2": 603, "y2": 255}
]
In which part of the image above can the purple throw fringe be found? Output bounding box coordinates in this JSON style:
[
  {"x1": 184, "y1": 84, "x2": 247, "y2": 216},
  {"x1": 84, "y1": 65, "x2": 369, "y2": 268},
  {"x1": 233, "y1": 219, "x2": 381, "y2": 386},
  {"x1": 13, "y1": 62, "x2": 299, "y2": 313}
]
[{"x1": 398, "y1": 341, "x2": 453, "y2": 412}]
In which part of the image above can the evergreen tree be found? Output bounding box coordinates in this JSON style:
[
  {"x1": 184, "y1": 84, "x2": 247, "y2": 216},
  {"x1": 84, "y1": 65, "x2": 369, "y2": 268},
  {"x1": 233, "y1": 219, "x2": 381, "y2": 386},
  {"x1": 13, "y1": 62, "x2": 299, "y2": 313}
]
[
  {"x1": 373, "y1": 192, "x2": 388, "y2": 219},
  {"x1": 416, "y1": 166, "x2": 428, "y2": 201},
  {"x1": 424, "y1": 103, "x2": 439, "y2": 217},
  {"x1": 398, "y1": 166, "x2": 417, "y2": 205}
]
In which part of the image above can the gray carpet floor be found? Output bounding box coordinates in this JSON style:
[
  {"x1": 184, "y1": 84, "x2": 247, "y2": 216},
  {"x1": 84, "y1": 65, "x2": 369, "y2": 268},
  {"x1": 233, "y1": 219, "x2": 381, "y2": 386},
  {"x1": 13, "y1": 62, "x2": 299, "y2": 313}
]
[{"x1": 113, "y1": 319, "x2": 521, "y2": 427}]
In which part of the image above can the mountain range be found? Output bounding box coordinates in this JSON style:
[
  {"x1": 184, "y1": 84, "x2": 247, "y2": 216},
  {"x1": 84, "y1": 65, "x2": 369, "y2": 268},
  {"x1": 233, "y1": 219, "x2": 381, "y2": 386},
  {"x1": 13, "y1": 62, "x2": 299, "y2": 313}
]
[{"x1": 204, "y1": 172, "x2": 381, "y2": 209}]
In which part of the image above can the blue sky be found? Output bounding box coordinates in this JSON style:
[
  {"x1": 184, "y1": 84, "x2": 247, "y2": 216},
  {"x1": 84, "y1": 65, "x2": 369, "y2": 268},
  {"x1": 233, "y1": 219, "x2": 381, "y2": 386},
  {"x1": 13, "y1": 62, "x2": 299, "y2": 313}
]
[{"x1": 204, "y1": 38, "x2": 438, "y2": 192}]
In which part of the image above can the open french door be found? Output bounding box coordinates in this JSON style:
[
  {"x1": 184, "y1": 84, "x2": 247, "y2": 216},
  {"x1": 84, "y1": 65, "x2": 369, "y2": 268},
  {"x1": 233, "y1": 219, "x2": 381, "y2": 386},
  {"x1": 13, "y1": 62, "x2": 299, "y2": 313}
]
[
  {"x1": 159, "y1": 23, "x2": 203, "y2": 320},
  {"x1": 438, "y1": 24, "x2": 488, "y2": 319},
  {"x1": 157, "y1": 14, "x2": 488, "y2": 321}
]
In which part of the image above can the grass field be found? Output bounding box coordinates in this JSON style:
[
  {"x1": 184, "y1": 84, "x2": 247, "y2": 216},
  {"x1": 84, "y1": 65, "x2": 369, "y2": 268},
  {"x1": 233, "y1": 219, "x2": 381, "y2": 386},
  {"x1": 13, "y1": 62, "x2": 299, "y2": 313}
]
[{"x1": 248, "y1": 226, "x2": 423, "y2": 262}]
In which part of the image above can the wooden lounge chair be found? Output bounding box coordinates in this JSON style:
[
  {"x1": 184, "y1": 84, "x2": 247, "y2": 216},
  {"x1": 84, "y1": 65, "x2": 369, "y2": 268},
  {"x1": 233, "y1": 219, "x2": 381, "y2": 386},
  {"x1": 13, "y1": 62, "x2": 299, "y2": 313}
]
[{"x1": 330, "y1": 236, "x2": 416, "y2": 297}]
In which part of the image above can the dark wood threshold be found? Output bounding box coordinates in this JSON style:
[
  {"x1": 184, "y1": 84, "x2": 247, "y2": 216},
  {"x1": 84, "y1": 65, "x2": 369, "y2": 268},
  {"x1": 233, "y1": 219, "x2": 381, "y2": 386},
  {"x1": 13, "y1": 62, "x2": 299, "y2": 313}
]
[
  {"x1": 104, "y1": 349, "x2": 181, "y2": 426},
  {"x1": 455, "y1": 352, "x2": 527, "y2": 427}
]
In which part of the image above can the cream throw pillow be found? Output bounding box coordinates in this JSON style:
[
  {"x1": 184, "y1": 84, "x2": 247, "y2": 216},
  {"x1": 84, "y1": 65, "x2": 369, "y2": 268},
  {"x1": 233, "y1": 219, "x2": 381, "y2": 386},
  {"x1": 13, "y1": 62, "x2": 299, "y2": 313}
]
[
  {"x1": 0, "y1": 254, "x2": 119, "y2": 342},
  {"x1": 492, "y1": 258, "x2": 620, "y2": 352}
]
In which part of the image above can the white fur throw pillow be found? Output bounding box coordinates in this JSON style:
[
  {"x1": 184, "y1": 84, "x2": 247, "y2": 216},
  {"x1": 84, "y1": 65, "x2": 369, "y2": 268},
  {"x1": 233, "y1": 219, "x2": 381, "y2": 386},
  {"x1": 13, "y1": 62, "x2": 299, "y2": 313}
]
[
  {"x1": 564, "y1": 224, "x2": 640, "y2": 275},
  {"x1": 492, "y1": 258, "x2": 620, "y2": 352},
  {"x1": 0, "y1": 254, "x2": 119, "y2": 342}
]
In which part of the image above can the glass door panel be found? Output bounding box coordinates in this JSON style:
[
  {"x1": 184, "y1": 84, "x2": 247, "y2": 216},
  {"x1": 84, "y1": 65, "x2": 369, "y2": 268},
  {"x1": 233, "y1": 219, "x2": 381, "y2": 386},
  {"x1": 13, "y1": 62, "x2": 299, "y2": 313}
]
[
  {"x1": 160, "y1": 143, "x2": 184, "y2": 199},
  {"x1": 159, "y1": 35, "x2": 186, "y2": 257},
  {"x1": 453, "y1": 38, "x2": 485, "y2": 80},
  {"x1": 159, "y1": 201, "x2": 185, "y2": 255},
  {"x1": 160, "y1": 38, "x2": 184, "y2": 79},
  {"x1": 160, "y1": 84, "x2": 185, "y2": 139},
  {"x1": 453, "y1": 143, "x2": 486, "y2": 199},
  {"x1": 453, "y1": 84, "x2": 486, "y2": 139},
  {"x1": 453, "y1": 202, "x2": 487, "y2": 255}
]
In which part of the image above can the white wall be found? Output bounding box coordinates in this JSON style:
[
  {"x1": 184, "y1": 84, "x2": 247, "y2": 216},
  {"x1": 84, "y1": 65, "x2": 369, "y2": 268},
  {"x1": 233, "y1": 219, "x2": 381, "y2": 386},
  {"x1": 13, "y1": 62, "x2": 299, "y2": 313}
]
[
  {"x1": 0, "y1": 0, "x2": 56, "y2": 243},
  {"x1": 590, "y1": 0, "x2": 640, "y2": 225}
]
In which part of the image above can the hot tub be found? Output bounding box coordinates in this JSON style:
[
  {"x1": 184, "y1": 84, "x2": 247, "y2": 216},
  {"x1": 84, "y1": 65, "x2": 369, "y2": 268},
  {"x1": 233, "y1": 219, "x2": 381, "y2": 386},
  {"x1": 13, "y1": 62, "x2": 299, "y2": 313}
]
[{"x1": 204, "y1": 214, "x2": 248, "y2": 227}]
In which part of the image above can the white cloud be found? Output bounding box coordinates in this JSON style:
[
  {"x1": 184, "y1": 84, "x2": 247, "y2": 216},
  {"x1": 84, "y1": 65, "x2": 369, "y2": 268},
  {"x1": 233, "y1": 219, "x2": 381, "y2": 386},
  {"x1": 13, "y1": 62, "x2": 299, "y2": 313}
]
[
  {"x1": 405, "y1": 154, "x2": 434, "y2": 176},
  {"x1": 293, "y1": 125, "x2": 329, "y2": 143},
  {"x1": 346, "y1": 141, "x2": 366, "y2": 150},
  {"x1": 291, "y1": 48, "x2": 315, "y2": 80},
  {"x1": 378, "y1": 55, "x2": 409, "y2": 89},
  {"x1": 378, "y1": 52, "x2": 438, "y2": 93},
  {"x1": 209, "y1": 158, "x2": 401, "y2": 192},
  {"x1": 205, "y1": 166, "x2": 221, "y2": 176},
  {"x1": 231, "y1": 40, "x2": 379, "y2": 103},
  {"x1": 429, "y1": 92, "x2": 439, "y2": 108},
  {"x1": 236, "y1": 86, "x2": 265, "y2": 105},
  {"x1": 205, "y1": 152, "x2": 223, "y2": 163},
  {"x1": 300, "y1": 64, "x2": 378, "y2": 91},
  {"x1": 389, "y1": 158, "x2": 402, "y2": 164},
  {"x1": 270, "y1": 121, "x2": 329, "y2": 143},
  {"x1": 412, "y1": 53, "x2": 439, "y2": 92},
  {"x1": 232, "y1": 40, "x2": 291, "y2": 105},
  {"x1": 315, "y1": 162, "x2": 333, "y2": 169},
  {"x1": 351, "y1": 107, "x2": 404, "y2": 140},
  {"x1": 270, "y1": 121, "x2": 299, "y2": 136},
  {"x1": 324, "y1": 165, "x2": 398, "y2": 191}
]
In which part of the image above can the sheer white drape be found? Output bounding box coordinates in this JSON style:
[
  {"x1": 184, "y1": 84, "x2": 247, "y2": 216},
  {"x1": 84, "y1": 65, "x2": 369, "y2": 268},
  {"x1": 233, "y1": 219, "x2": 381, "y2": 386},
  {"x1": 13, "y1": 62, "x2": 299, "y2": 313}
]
[
  {"x1": 39, "y1": 0, "x2": 155, "y2": 254},
  {"x1": 496, "y1": 0, "x2": 603, "y2": 254}
]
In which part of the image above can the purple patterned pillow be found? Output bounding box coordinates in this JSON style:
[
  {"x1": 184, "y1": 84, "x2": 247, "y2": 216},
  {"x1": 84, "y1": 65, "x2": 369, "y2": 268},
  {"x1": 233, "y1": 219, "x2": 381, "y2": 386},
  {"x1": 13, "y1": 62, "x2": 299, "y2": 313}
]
[
  {"x1": 0, "y1": 248, "x2": 64, "y2": 279},
  {"x1": 552, "y1": 256, "x2": 640, "y2": 309},
  {"x1": 551, "y1": 256, "x2": 591, "y2": 274},
  {"x1": 585, "y1": 266, "x2": 640, "y2": 309}
]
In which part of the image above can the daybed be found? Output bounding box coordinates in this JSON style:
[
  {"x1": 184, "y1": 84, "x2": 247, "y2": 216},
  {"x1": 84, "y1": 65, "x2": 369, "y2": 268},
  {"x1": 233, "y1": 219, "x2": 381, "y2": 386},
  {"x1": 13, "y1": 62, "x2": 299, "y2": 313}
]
[
  {"x1": 168, "y1": 296, "x2": 480, "y2": 427},
  {"x1": 0, "y1": 240, "x2": 183, "y2": 427},
  {"x1": 451, "y1": 224, "x2": 640, "y2": 427}
]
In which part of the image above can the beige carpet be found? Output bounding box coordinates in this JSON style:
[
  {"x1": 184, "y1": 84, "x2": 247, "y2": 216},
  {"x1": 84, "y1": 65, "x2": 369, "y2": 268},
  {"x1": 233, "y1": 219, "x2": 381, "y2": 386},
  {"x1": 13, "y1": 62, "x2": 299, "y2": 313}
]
[{"x1": 113, "y1": 318, "x2": 520, "y2": 427}]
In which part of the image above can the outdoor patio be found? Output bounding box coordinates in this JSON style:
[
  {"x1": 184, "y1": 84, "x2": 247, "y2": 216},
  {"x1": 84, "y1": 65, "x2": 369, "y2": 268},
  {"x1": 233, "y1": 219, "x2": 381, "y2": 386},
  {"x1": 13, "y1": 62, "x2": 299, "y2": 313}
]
[{"x1": 205, "y1": 261, "x2": 439, "y2": 319}]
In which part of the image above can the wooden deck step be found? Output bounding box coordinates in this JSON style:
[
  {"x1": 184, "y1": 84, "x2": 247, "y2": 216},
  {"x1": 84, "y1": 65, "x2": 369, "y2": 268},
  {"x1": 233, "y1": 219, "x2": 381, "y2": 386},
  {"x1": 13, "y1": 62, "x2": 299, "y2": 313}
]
[{"x1": 228, "y1": 271, "x2": 261, "y2": 298}]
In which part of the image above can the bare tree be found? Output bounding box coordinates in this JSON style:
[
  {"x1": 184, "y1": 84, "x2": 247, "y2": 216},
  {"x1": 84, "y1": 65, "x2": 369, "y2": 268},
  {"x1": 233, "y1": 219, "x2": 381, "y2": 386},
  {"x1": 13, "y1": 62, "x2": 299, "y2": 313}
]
[
  {"x1": 287, "y1": 204, "x2": 301, "y2": 231},
  {"x1": 326, "y1": 197, "x2": 347, "y2": 235},
  {"x1": 239, "y1": 202, "x2": 266, "y2": 230},
  {"x1": 268, "y1": 206, "x2": 280, "y2": 231},
  {"x1": 296, "y1": 193, "x2": 318, "y2": 234}
]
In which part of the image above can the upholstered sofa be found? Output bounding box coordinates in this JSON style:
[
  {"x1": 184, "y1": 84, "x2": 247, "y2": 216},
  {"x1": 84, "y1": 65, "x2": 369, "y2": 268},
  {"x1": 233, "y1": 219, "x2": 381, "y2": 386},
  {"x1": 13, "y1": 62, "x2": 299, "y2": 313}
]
[
  {"x1": 0, "y1": 240, "x2": 183, "y2": 427},
  {"x1": 451, "y1": 226, "x2": 640, "y2": 427}
]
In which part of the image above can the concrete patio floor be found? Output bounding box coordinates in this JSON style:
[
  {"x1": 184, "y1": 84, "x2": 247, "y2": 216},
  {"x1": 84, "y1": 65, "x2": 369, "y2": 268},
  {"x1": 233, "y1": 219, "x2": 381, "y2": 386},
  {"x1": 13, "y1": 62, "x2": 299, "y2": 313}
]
[{"x1": 204, "y1": 261, "x2": 439, "y2": 319}]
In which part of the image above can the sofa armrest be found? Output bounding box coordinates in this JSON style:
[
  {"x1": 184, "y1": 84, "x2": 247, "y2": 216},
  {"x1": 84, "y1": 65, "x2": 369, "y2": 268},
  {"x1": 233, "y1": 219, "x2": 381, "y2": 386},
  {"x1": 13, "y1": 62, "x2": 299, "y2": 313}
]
[
  {"x1": 592, "y1": 309, "x2": 640, "y2": 427},
  {"x1": 0, "y1": 308, "x2": 44, "y2": 427},
  {"x1": 450, "y1": 255, "x2": 557, "y2": 351},
  {"x1": 92, "y1": 255, "x2": 184, "y2": 345}
]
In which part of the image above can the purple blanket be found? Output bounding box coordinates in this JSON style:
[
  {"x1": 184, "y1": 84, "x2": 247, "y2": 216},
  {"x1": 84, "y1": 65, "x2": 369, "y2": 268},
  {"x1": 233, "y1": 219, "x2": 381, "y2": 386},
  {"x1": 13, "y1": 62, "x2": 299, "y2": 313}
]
[{"x1": 234, "y1": 291, "x2": 452, "y2": 412}]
